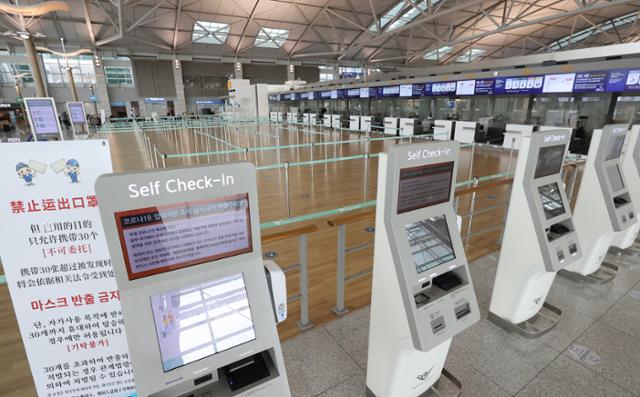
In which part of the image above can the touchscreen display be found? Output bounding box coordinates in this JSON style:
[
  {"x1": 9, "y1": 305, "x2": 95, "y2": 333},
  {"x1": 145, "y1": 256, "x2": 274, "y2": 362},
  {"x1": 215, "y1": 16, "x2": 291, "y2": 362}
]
[
  {"x1": 398, "y1": 162, "x2": 454, "y2": 214},
  {"x1": 534, "y1": 145, "x2": 565, "y2": 179},
  {"x1": 115, "y1": 194, "x2": 252, "y2": 280},
  {"x1": 605, "y1": 135, "x2": 626, "y2": 161},
  {"x1": 607, "y1": 164, "x2": 625, "y2": 192},
  {"x1": 405, "y1": 215, "x2": 456, "y2": 274},
  {"x1": 150, "y1": 273, "x2": 256, "y2": 372},
  {"x1": 538, "y1": 183, "x2": 565, "y2": 220}
]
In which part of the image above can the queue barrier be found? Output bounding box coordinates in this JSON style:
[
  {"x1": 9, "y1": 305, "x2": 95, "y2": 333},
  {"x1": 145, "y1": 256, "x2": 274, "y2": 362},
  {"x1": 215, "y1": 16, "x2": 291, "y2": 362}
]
[{"x1": 261, "y1": 224, "x2": 318, "y2": 331}]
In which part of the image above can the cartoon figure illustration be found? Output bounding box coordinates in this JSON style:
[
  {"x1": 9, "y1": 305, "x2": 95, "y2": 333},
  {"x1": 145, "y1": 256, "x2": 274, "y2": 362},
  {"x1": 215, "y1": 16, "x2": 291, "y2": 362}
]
[
  {"x1": 63, "y1": 159, "x2": 80, "y2": 183},
  {"x1": 16, "y1": 162, "x2": 35, "y2": 185}
]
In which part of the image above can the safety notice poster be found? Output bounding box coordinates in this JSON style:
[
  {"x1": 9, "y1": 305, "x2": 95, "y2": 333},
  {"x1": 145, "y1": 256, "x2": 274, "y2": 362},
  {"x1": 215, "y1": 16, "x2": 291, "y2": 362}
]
[{"x1": 0, "y1": 141, "x2": 136, "y2": 397}]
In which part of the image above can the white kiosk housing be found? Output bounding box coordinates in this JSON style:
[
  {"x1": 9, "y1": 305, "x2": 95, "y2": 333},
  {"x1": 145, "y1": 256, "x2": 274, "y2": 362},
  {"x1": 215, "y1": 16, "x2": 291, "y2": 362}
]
[
  {"x1": 611, "y1": 125, "x2": 640, "y2": 250},
  {"x1": 367, "y1": 141, "x2": 480, "y2": 397},
  {"x1": 96, "y1": 163, "x2": 291, "y2": 397},
  {"x1": 433, "y1": 120, "x2": 455, "y2": 141},
  {"x1": 399, "y1": 118, "x2": 418, "y2": 136},
  {"x1": 384, "y1": 117, "x2": 399, "y2": 135},
  {"x1": 503, "y1": 124, "x2": 537, "y2": 149},
  {"x1": 560, "y1": 125, "x2": 637, "y2": 284},
  {"x1": 489, "y1": 130, "x2": 581, "y2": 337},
  {"x1": 331, "y1": 114, "x2": 341, "y2": 129}
]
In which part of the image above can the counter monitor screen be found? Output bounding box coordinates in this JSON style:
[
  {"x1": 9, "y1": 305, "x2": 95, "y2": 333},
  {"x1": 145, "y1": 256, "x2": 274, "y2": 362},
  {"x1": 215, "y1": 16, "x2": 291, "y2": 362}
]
[
  {"x1": 150, "y1": 273, "x2": 256, "y2": 372},
  {"x1": 538, "y1": 183, "x2": 566, "y2": 220},
  {"x1": 605, "y1": 135, "x2": 626, "y2": 161},
  {"x1": 405, "y1": 215, "x2": 456, "y2": 274},
  {"x1": 397, "y1": 162, "x2": 454, "y2": 214},
  {"x1": 534, "y1": 145, "x2": 565, "y2": 179},
  {"x1": 115, "y1": 194, "x2": 252, "y2": 280},
  {"x1": 607, "y1": 164, "x2": 625, "y2": 192}
]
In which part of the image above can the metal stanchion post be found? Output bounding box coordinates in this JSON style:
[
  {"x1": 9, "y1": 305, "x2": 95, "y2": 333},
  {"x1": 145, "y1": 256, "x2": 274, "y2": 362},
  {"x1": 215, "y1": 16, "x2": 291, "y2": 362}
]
[
  {"x1": 297, "y1": 234, "x2": 313, "y2": 330},
  {"x1": 363, "y1": 153, "x2": 370, "y2": 202},
  {"x1": 332, "y1": 224, "x2": 349, "y2": 316},
  {"x1": 284, "y1": 162, "x2": 291, "y2": 219},
  {"x1": 468, "y1": 142, "x2": 476, "y2": 180},
  {"x1": 465, "y1": 176, "x2": 479, "y2": 249}
]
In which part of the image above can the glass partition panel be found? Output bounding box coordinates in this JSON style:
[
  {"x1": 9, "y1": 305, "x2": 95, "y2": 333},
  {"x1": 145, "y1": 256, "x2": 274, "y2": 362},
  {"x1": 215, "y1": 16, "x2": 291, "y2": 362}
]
[{"x1": 613, "y1": 95, "x2": 640, "y2": 124}]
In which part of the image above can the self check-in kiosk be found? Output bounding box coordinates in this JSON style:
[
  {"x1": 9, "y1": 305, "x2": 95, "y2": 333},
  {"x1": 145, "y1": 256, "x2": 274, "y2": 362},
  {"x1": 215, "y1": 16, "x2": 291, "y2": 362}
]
[
  {"x1": 489, "y1": 130, "x2": 581, "y2": 337},
  {"x1": 611, "y1": 125, "x2": 640, "y2": 250},
  {"x1": 367, "y1": 141, "x2": 480, "y2": 397},
  {"x1": 559, "y1": 125, "x2": 637, "y2": 284},
  {"x1": 96, "y1": 163, "x2": 291, "y2": 397}
]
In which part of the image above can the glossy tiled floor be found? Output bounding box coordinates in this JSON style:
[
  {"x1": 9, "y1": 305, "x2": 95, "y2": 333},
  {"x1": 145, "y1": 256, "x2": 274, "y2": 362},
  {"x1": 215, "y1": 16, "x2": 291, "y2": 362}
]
[{"x1": 281, "y1": 250, "x2": 640, "y2": 397}]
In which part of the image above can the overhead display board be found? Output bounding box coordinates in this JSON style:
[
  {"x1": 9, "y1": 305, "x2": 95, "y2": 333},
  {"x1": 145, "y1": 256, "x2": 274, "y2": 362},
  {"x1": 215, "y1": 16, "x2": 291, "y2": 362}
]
[
  {"x1": 456, "y1": 80, "x2": 476, "y2": 96},
  {"x1": 24, "y1": 97, "x2": 63, "y2": 141},
  {"x1": 542, "y1": 73, "x2": 576, "y2": 93},
  {"x1": 274, "y1": 67, "x2": 640, "y2": 101}
]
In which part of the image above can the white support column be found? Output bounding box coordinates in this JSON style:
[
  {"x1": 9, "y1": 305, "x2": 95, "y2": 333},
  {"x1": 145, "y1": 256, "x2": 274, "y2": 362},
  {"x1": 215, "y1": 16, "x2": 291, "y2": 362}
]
[
  {"x1": 92, "y1": 55, "x2": 111, "y2": 117},
  {"x1": 287, "y1": 64, "x2": 295, "y2": 81},
  {"x1": 234, "y1": 62, "x2": 243, "y2": 79},
  {"x1": 172, "y1": 60, "x2": 187, "y2": 115}
]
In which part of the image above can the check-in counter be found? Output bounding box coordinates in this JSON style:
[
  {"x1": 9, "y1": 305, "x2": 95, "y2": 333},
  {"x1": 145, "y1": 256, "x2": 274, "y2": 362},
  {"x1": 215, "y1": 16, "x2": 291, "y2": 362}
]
[
  {"x1": 384, "y1": 117, "x2": 399, "y2": 135},
  {"x1": 433, "y1": 120, "x2": 455, "y2": 140},
  {"x1": 399, "y1": 118, "x2": 421, "y2": 136},
  {"x1": 349, "y1": 115, "x2": 360, "y2": 131},
  {"x1": 277, "y1": 112, "x2": 284, "y2": 122},
  {"x1": 303, "y1": 113, "x2": 311, "y2": 125},
  {"x1": 310, "y1": 113, "x2": 317, "y2": 126},
  {"x1": 270, "y1": 112, "x2": 278, "y2": 122},
  {"x1": 503, "y1": 124, "x2": 536, "y2": 149},
  {"x1": 287, "y1": 113, "x2": 295, "y2": 124},
  {"x1": 454, "y1": 121, "x2": 479, "y2": 143},
  {"x1": 332, "y1": 114, "x2": 341, "y2": 129},
  {"x1": 361, "y1": 116, "x2": 372, "y2": 132}
]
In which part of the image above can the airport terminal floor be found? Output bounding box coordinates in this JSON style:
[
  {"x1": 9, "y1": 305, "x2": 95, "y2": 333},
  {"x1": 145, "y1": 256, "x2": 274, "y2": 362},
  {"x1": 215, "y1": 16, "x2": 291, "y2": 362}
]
[{"x1": 2, "y1": 119, "x2": 640, "y2": 397}]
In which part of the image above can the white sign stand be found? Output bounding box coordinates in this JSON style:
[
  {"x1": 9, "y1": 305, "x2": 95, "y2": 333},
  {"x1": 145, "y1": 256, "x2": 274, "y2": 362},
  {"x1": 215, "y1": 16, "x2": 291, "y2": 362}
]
[
  {"x1": 23, "y1": 97, "x2": 64, "y2": 142},
  {"x1": 0, "y1": 141, "x2": 136, "y2": 397},
  {"x1": 66, "y1": 101, "x2": 89, "y2": 137}
]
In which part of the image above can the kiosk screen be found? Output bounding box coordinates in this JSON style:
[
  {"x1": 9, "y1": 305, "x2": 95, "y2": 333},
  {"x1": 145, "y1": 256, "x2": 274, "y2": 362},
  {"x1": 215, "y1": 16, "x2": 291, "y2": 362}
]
[
  {"x1": 605, "y1": 135, "x2": 626, "y2": 161},
  {"x1": 398, "y1": 162, "x2": 454, "y2": 214},
  {"x1": 405, "y1": 215, "x2": 456, "y2": 274},
  {"x1": 115, "y1": 194, "x2": 252, "y2": 280},
  {"x1": 538, "y1": 183, "x2": 565, "y2": 220},
  {"x1": 534, "y1": 145, "x2": 565, "y2": 179},
  {"x1": 150, "y1": 273, "x2": 256, "y2": 372},
  {"x1": 607, "y1": 165, "x2": 625, "y2": 192}
]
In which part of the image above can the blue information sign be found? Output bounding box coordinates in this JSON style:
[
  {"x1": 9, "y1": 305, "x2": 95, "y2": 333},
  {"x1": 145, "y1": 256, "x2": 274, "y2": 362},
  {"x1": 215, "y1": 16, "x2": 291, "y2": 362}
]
[
  {"x1": 605, "y1": 69, "x2": 628, "y2": 92},
  {"x1": 573, "y1": 71, "x2": 607, "y2": 93},
  {"x1": 474, "y1": 79, "x2": 495, "y2": 95}
]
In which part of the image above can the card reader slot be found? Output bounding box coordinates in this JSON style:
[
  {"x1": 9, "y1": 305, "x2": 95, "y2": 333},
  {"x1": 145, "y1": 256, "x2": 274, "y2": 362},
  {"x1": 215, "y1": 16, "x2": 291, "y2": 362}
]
[
  {"x1": 455, "y1": 302, "x2": 471, "y2": 320},
  {"x1": 432, "y1": 272, "x2": 462, "y2": 291}
]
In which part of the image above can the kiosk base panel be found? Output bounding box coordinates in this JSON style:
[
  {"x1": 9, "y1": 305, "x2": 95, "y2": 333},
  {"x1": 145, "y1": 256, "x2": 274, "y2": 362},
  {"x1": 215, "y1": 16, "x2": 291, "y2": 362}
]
[
  {"x1": 488, "y1": 301, "x2": 562, "y2": 339},
  {"x1": 558, "y1": 262, "x2": 618, "y2": 285},
  {"x1": 365, "y1": 367, "x2": 463, "y2": 397}
]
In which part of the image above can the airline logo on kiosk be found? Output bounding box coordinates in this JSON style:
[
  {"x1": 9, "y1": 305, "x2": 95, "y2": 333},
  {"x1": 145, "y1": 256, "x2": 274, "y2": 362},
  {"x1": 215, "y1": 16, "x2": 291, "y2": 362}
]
[
  {"x1": 407, "y1": 147, "x2": 452, "y2": 161},
  {"x1": 128, "y1": 173, "x2": 235, "y2": 198},
  {"x1": 543, "y1": 134, "x2": 566, "y2": 143}
]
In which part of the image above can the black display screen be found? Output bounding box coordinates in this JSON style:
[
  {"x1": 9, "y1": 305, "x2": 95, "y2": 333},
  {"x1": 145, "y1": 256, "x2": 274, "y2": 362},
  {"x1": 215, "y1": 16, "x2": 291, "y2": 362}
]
[
  {"x1": 405, "y1": 215, "x2": 456, "y2": 274},
  {"x1": 534, "y1": 145, "x2": 565, "y2": 179},
  {"x1": 538, "y1": 183, "x2": 565, "y2": 220},
  {"x1": 605, "y1": 135, "x2": 626, "y2": 161},
  {"x1": 607, "y1": 164, "x2": 625, "y2": 192},
  {"x1": 397, "y1": 162, "x2": 454, "y2": 214}
]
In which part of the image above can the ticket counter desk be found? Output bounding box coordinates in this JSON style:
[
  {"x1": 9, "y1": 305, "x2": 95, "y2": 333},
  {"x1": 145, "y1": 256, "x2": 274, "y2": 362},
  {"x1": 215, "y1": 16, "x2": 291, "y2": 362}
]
[
  {"x1": 560, "y1": 125, "x2": 638, "y2": 284},
  {"x1": 96, "y1": 163, "x2": 291, "y2": 397},
  {"x1": 489, "y1": 130, "x2": 581, "y2": 337},
  {"x1": 366, "y1": 142, "x2": 480, "y2": 396}
]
